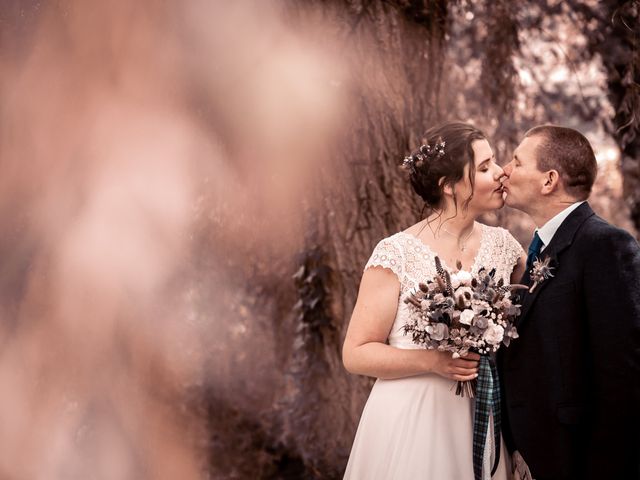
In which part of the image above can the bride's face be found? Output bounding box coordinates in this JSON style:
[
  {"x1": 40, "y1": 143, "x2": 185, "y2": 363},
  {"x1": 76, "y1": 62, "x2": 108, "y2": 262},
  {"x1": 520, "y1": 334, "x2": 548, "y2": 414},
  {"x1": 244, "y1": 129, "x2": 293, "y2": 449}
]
[{"x1": 452, "y1": 139, "x2": 505, "y2": 214}]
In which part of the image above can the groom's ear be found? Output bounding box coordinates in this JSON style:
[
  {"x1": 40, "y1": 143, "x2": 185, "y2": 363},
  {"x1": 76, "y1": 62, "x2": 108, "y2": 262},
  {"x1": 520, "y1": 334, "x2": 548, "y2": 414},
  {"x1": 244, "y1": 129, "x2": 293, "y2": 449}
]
[{"x1": 541, "y1": 169, "x2": 561, "y2": 195}]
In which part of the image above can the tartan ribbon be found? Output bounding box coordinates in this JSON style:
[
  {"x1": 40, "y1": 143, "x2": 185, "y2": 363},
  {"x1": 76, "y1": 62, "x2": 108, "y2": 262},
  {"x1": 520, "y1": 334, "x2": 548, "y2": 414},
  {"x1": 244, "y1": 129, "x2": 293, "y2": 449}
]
[{"x1": 472, "y1": 355, "x2": 502, "y2": 480}]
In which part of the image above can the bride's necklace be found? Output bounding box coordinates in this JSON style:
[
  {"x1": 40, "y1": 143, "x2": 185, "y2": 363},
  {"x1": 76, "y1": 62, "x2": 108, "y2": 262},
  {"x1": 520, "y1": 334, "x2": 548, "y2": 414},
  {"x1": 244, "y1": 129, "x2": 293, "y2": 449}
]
[{"x1": 441, "y1": 225, "x2": 475, "y2": 252}]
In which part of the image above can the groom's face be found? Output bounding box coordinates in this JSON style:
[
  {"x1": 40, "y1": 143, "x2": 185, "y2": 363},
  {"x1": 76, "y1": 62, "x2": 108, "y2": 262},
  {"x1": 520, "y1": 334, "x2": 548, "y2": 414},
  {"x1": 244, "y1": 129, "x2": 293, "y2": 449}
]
[{"x1": 502, "y1": 135, "x2": 546, "y2": 212}]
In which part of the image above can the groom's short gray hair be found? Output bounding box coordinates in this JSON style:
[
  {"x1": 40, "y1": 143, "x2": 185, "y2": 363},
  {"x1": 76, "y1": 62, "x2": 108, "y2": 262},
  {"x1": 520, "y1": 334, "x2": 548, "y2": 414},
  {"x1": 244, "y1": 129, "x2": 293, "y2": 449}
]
[{"x1": 525, "y1": 125, "x2": 597, "y2": 200}]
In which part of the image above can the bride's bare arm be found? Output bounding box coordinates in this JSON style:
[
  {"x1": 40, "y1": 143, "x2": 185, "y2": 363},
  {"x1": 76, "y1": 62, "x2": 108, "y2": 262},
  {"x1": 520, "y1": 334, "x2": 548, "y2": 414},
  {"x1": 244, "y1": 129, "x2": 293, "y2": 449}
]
[
  {"x1": 511, "y1": 254, "x2": 527, "y2": 284},
  {"x1": 342, "y1": 266, "x2": 479, "y2": 380}
]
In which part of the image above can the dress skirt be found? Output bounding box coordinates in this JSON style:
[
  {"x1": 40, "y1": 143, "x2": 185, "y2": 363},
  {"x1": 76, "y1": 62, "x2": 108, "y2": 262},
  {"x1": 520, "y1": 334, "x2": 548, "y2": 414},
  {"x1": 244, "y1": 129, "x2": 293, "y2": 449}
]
[{"x1": 343, "y1": 373, "x2": 510, "y2": 480}]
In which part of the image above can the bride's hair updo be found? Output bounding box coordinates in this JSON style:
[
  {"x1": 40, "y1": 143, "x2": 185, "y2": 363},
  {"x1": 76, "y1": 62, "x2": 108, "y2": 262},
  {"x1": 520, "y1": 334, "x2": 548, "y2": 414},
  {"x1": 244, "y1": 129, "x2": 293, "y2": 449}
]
[{"x1": 403, "y1": 122, "x2": 487, "y2": 213}]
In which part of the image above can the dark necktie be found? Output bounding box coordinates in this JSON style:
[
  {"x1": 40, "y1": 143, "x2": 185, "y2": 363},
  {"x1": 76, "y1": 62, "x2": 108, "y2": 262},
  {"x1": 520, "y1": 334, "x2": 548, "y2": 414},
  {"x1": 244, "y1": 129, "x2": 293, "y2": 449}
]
[{"x1": 526, "y1": 231, "x2": 543, "y2": 271}]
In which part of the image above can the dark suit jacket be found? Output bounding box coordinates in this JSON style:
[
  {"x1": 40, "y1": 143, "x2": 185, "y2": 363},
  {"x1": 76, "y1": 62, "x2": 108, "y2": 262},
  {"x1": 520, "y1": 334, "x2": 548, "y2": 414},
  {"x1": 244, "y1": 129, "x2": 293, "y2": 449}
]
[{"x1": 498, "y1": 203, "x2": 640, "y2": 480}]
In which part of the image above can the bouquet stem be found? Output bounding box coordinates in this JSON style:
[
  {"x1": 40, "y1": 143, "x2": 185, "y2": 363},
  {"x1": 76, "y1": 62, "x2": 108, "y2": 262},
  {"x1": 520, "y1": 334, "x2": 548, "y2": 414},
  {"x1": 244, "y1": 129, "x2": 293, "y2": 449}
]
[{"x1": 455, "y1": 378, "x2": 477, "y2": 398}]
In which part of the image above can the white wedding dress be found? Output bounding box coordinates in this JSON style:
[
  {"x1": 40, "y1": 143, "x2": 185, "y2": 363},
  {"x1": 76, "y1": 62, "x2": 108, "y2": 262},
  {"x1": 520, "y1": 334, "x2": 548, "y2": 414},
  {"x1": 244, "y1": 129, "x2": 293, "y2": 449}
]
[{"x1": 344, "y1": 223, "x2": 524, "y2": 480}]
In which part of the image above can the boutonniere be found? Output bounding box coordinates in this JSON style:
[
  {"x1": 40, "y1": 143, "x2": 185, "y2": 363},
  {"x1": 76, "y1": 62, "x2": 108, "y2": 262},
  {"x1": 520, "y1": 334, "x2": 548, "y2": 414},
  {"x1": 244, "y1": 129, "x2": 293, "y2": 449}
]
[{"x1": 529, "y1": 256, "x2": 555, "y2": 293}]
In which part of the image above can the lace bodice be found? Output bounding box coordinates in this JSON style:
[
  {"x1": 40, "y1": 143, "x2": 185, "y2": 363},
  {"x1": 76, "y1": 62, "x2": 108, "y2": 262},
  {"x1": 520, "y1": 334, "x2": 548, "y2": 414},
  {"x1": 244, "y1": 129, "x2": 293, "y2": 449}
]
[{"x1": 364, "y1": 223, "x2": 524, "y2": 349}]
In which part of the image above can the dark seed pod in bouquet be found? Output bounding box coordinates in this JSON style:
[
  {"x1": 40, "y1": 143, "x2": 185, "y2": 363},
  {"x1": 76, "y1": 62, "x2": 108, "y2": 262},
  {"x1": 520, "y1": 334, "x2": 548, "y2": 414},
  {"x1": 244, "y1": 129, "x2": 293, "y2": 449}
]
[
  {"x1": 405, "y1": 296, "x2": 422, "y2": 308},
  {"x1": 486, "y1": 288, "x2": 497, "y2": 302},
  {"x1": 443, "y1": 270, "x2": 453, "y2": 295},
  {"x1": 435, "y1": 256, "x2": 446, "y2": 279},
  {"x1": 404, "y1": 295, "x2": 422, "y2": 308}
]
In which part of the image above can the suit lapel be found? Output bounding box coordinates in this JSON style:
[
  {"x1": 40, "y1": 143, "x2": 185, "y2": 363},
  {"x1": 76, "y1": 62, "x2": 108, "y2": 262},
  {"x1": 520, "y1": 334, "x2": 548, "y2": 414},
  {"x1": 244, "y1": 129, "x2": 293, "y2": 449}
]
[{"x1": 515, "y1": 202, "x2": 595, "y2": 328}]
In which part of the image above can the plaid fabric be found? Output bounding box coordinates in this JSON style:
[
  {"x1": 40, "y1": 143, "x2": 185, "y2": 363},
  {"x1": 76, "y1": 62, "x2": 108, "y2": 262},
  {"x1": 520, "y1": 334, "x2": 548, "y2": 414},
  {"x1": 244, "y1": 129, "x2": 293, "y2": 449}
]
[{"x1": 473, "y1": 356, "x2": 502, "y2": 480}]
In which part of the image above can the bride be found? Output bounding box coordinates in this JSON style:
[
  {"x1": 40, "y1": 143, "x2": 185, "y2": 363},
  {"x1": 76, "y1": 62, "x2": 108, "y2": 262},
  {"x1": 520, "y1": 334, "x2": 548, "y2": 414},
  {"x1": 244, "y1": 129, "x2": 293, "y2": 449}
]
[{"x1": 342, "y1": 122, "x2": 526, "y2": 479}]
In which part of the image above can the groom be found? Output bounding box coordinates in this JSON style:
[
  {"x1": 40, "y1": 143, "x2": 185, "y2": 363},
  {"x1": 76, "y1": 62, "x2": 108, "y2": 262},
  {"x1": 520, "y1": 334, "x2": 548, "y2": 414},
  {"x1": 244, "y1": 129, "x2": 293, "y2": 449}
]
[{"x1": 499, "y1": 125, "x2": 640, "y2": 480}]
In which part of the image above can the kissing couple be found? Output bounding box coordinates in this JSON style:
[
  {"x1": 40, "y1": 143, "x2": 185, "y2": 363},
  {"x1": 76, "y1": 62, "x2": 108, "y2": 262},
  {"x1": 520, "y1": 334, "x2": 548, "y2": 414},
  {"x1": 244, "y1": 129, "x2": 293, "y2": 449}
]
[{"x1": 342, "y1": 122, "x2": 640, "y2": 480}]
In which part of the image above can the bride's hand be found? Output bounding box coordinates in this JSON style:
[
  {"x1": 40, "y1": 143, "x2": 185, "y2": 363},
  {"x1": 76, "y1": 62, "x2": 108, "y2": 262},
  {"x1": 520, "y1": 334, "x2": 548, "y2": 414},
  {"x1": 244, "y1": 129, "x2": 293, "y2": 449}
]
[{"x1": 430, "y1": 351, "x2": 480, "y2": 381}]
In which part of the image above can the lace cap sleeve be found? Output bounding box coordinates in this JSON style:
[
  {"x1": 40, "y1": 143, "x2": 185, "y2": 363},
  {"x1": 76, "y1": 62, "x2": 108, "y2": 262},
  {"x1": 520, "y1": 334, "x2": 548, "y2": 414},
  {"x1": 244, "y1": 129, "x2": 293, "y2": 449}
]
[
  {"x1": 364, "y1": 236, "x2": 404, "y2": 280},
  {"x1": 502, "y1": 228, "x2": 525, "y2": 272}
]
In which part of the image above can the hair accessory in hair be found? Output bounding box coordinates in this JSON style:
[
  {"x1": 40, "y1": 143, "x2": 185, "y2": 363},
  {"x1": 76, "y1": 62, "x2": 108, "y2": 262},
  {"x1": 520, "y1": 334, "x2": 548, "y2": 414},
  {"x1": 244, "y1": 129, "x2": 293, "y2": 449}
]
[
  {"x1": 402, "y1": 154, "x2": 418, "y2": 173},
  {"x1": 402, "y1": 140, "x2": 446, "y2": 173},
  {"x1": 423, "y1": 140, "x2": 446, "y2": 158},
  {"x1": 432, "y1": 140, "x2": 446, "y2": 157}
]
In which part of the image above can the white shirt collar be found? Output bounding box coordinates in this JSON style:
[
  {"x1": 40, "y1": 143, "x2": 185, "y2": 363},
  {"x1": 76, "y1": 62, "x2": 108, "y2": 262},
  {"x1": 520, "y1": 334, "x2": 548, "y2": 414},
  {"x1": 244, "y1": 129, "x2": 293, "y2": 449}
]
[{"x1": 537, "y1": 201, "x2": 586, "y2": 251}]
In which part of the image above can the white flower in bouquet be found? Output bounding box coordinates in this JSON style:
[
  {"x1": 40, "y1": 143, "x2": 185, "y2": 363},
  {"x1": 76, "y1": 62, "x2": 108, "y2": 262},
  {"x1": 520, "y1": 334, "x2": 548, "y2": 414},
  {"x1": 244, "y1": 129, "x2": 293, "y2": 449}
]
[
  {"x1": 427, "y1": 323, "x2": 449, "y2": 341},
  {"x1": 455, "y1": 270, "x2": 473, "y2": 286},
  {"x1": 459, "y1": 309, "x2": 475, "y2": 325},
  {"x1": 483, "y1": 323, "x2": 505, "y2": 345}
]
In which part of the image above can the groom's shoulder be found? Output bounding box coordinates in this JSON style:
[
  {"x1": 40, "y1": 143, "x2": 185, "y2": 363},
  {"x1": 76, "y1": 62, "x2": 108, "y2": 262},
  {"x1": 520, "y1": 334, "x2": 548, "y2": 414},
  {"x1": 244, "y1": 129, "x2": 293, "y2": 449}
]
[
  {"x1": 581, "y1": 213, "x2": 634, "y2": 240},
  {"x1": 576, "y1": 213, "x2": 639, "y2": 252}
]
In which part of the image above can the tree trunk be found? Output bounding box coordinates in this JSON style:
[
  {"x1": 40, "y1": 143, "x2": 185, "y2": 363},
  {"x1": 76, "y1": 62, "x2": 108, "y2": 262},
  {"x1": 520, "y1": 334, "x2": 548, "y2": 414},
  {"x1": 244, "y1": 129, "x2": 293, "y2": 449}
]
[
  {"x1": 581, "y1": 0, "x2": 640, "y2": 237},
  {"x1": 277, "y1": 1, "x2": 451, "y2": 476}
]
